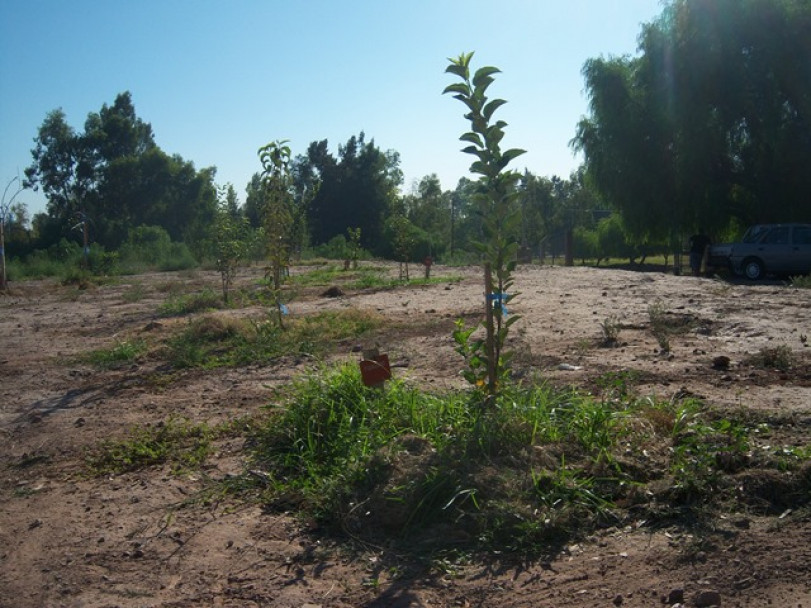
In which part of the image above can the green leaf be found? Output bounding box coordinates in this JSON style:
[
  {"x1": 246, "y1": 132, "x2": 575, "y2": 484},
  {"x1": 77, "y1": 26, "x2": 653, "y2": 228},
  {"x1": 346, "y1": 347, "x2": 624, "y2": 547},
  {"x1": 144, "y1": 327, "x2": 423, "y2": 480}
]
[
  {"x1": 505, "y1": 315, "x2": 522, "y2": 328},
  {"x1": 447, "y1": 51, "x2": 474, "y2": 70},
  {"x1": 461, "y1": 146, "x2": 487, "y2": 161},
  {"x1": 473, "y1": 76, "x2": 495, "y2": 94},
  {"x1": 445, "y1": 64, "x2": 468, "y2": 79},
  {"x1": 501, "y1": 148, "x2": 526, "y2": 166},
  {"x1": 443, "y1": 82, "x2": 470, "y2": 96},
  {"x1": 473, "y1": 66, "x2": 501, "y2": 88},
  {"x1": 459, "y1": 132, "x2": 483, "y2": 146},
  {"x1": 485, "y1": 125, "x2": 506, "y2": 147},
  {"x1": 470, "y1": 160, "x2": 492, "y2": 176},
  {"x1": 482, "y1": 98, "x2": 507, "y2": 121}
]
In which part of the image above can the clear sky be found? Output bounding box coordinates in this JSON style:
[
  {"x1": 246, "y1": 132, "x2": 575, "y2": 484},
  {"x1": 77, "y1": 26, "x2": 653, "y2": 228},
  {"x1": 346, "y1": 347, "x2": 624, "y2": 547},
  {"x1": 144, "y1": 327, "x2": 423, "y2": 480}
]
[{"x1": 0, "y1": 0, "x2": 665, "y2": 217}]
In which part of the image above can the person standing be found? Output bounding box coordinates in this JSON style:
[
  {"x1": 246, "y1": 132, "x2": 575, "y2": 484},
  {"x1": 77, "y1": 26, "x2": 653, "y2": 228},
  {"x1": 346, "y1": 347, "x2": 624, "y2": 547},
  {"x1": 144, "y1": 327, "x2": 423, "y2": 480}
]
[{"x1": 689, "y1": 232, "x2": 711, "y2": 277}]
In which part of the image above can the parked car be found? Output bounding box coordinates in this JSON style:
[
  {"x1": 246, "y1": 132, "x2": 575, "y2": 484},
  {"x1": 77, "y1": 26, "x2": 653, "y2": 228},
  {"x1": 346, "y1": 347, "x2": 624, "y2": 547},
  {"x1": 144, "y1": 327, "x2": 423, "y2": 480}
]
[{"x1": 709, "y1": 223, "x2": 811, "y2": 280}]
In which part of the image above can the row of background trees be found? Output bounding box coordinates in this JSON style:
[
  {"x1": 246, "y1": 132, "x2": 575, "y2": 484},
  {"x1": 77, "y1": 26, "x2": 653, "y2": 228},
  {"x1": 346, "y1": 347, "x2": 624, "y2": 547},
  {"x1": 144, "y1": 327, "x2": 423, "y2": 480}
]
[
  {"x1": 6, "y1": 0, "x2": 810, "y2": 273},
  {"x1": 10, "y1": 89, "x2": 610, "y2": 269}
]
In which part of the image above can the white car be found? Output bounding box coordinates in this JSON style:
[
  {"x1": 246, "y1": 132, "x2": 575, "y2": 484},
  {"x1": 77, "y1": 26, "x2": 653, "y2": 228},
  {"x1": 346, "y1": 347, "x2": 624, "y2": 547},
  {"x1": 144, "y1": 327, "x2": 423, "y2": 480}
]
[{"x1": 714, "y1": 224, "x2": 811, "y2": 280}]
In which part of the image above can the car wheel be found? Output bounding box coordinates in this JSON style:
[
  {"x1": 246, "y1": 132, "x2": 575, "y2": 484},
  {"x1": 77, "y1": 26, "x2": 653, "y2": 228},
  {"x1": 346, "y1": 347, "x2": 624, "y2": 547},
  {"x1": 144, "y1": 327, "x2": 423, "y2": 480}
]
[{"x1": 743, "y1": 257, "x2": 765, "y2": 280}]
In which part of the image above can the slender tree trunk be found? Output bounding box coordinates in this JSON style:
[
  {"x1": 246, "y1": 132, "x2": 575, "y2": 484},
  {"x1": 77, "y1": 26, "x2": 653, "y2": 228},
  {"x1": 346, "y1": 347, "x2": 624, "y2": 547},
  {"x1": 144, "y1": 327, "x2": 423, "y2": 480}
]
[
  {"x1": 0, "y1": 219, "x2": 6, "y2": 290},
  {"x1": 484, "y1": 263, "x2": 496, "y2": 399},
  {"x1": 564, "y1": 228, "x2": 574, "y2": 267},
  {"x1": 82, "y1": 211, "x2": 89, "y2": 270}
]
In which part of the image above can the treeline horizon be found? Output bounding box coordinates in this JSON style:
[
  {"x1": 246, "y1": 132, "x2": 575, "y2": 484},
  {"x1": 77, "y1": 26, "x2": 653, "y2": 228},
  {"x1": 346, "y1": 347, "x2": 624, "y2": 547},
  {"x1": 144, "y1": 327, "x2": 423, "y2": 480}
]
[{"x1": 4, "y1": 0, "x2": 809, "y2": 274}]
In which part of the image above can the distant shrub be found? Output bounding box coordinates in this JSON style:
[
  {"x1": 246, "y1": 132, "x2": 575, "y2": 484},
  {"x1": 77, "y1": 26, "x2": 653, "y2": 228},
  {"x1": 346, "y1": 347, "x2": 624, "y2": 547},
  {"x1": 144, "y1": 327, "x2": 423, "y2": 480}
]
[
  {"x1": 6, "y1": 252, "x2": 63, "y2": 280},
  {"x1": 8, "y1": 240, "x2": 117, "y2": 281},
  {"x1": 314, "y1": 235, "x2": 349, "y2": 260},
  {"x1": 158, "y1": 242, "x2": 198, "y2": 271},
  {"x1": 118, "y1": 225, "x2": 198, "y2": 273}
]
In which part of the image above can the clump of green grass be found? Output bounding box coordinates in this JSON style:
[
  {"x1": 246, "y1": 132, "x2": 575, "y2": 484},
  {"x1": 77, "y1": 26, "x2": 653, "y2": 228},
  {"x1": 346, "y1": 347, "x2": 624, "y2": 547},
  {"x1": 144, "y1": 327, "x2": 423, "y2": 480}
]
[
  {"x1": 287, "y1": 264, "x2": 459, "y2": 291},
  {"x1": 158, "y1": 288, "x2": 223, "y2": 316},
  {"x1": 599, "y1": 315, "x2": 622, "y2": 346},
  {"x1": 745, "y1": 344, "x2": 794, "y2": 372},
  {"x1": 87, "y1": 417, "x2": 213, "y2": 475},
  {"x1": 165, "y1": 316, "x2": 241, "y2": 368},
  {"x1": 286, "y1": 264, "x2": 377, "y2": 287},
  {"x1": 790, "y1": 275, "x2": 811, "y2": 289},
  {"x1": 84, "y1": 339, "x2": 148, "y2": 369},
  {"x1": 235, "y1": 365, "x2": 791, "y2": 554},
  {"x1": 121, "y1": 283, "x2": 148, "y2": 303},
  {"x1": 164, "y1": 309, "x2": 382, "y2": 369}
]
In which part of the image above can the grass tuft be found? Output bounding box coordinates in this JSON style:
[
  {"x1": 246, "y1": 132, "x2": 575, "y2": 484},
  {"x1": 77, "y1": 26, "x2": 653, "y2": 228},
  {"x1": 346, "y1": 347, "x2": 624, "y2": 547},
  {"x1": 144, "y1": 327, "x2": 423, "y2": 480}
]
[
  {"x1": 745, "y1": 344, "x2": 794, "y2": 372},
  {"x1": 158, "y1": 288, "x2": 223, "y2": 316},
  {"x1": 84, "y1": 339, "x2": 148, "y2": 369},
  {"x1": 87, "y1": 417, "x2": 214, "y2": 475}
]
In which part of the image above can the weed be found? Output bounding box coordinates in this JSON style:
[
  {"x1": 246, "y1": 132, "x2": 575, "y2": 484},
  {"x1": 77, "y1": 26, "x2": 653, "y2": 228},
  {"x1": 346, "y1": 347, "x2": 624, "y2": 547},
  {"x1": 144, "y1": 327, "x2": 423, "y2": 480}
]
[
  {"x1": 122, "y1": 283, "x2": 148, "y2": 303},
  {"x1": 769, "y1": 444, "x2": 811, "y2": 472},
  {"x1": 574, "y1": 338, "x2": 592, "y2": 356},
  {"x1": 599, "y1": 315, "x2": 622, "y2": 346},
  {"x1": 532, "y1": 461, "x2": 613, "y2": 514},
  {"x1": 61, "y1": 268, "x2": 95, "y2": 290},
  {"x1": 165, "y1": 316, "x2": 240, "y2": 369},
  {"x1": 287, "y1": 263, "x2": 456, "y2": 291},
  {"x1": 745, "y1": 344, "x2": 794, "y2": 372},
  {"x1": 87, "y1": 417, "x2": 213, "y2": 475},
  {"x1": 286, "y1": 264, "x2": 372, "y2": 287},
  {"x1": 595, "y1": 370, "x2": 640, "y2": 401},
  {"x1": 790, "y1": 274, "x2": 811, "y2": 289},
  {"x1": 158, "y1": 288, "x2": 223, "y2": 316},
  {"x1": 648, "y1": 299, "x2": 671, "y2": 352},
  {"x1": 84, "y1": 339, "x2": 148, "y2": 369},
  {"x1": 568, "y1": 398, "x2": 623, "y2": 461},
  {"x1": 13, "y1": 486, "x2": 41, "y2": 498},
  {"x1": 669, "y1": 406, "x2": 751, "y2": 499}
]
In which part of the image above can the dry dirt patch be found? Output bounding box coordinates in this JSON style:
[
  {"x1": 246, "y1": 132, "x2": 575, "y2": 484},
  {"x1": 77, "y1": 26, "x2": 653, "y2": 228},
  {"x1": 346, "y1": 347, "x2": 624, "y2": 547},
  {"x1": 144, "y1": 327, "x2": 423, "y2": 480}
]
[{"x1": 1, "y1": 263, "x2": 810, "y2": 607}]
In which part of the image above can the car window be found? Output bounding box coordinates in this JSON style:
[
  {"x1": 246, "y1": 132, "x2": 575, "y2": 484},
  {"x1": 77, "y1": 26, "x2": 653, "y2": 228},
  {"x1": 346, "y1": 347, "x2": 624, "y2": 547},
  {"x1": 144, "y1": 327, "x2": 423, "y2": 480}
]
[
  {"x1": 743, "y1": 226, "x2": 767, "y2": 243},
  {"x1": 794, "y1": 226, "x2": 811, "y2": 245},
  {"x1": 762, "y1": 227, "x2": 790, "y2": 244}
]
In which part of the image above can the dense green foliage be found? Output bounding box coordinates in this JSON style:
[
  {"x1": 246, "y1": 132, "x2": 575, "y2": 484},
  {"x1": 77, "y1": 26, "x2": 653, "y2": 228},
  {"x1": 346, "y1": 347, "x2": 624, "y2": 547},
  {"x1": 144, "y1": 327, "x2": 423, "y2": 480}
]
[
  {"x1": 297, "y1": 133, "x2": 402, "y2": 254},
  {"x1": 24, "y1": 92, "x2": 217, "y2": 252},
  {"x1": 573, "y1": 0, "x2": 811, "y2": 241}
]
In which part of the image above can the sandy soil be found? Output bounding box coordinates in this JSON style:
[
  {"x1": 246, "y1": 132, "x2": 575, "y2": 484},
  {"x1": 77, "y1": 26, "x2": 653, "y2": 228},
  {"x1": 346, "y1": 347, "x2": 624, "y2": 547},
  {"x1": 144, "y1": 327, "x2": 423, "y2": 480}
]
[{"x1": 1, "y1": 263, "x2": 810, "y2": 608}]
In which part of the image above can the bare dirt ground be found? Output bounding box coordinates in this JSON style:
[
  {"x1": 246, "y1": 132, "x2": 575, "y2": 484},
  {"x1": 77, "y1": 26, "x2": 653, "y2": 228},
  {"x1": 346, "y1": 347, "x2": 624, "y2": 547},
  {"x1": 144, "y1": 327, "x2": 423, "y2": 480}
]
[{"x1": 1, "y1": 262, "x2": 810, "y2": 608}]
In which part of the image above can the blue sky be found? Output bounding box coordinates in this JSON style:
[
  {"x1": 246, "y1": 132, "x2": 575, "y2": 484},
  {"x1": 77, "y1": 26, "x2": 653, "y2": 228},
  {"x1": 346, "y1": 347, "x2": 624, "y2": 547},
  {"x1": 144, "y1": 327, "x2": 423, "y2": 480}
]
[{"x1": 0, "y1": 1, "x2": 664, "y2": 216}]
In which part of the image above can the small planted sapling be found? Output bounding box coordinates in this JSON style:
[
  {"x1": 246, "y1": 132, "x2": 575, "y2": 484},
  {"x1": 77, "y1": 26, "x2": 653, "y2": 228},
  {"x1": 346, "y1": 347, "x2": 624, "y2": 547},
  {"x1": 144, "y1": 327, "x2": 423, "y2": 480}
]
[
  {"x1": 347, "y1": 226, "x2": 362, "y2": 270},
  {"x1": 213, "y1": 184, "x2": 249, "y2": 304},
  {"x1": 258, "y1": 140, "x2": 295, "y2": 327},
  {"x1": 1, "y1": 176, "x2": 24, "y2": 291},
  {"x1": 444, "y1": 51, "x2": 525, "y2": 402},
  {"x1": 390, "y1": 213, "x2": 415, "y2": 281}
]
